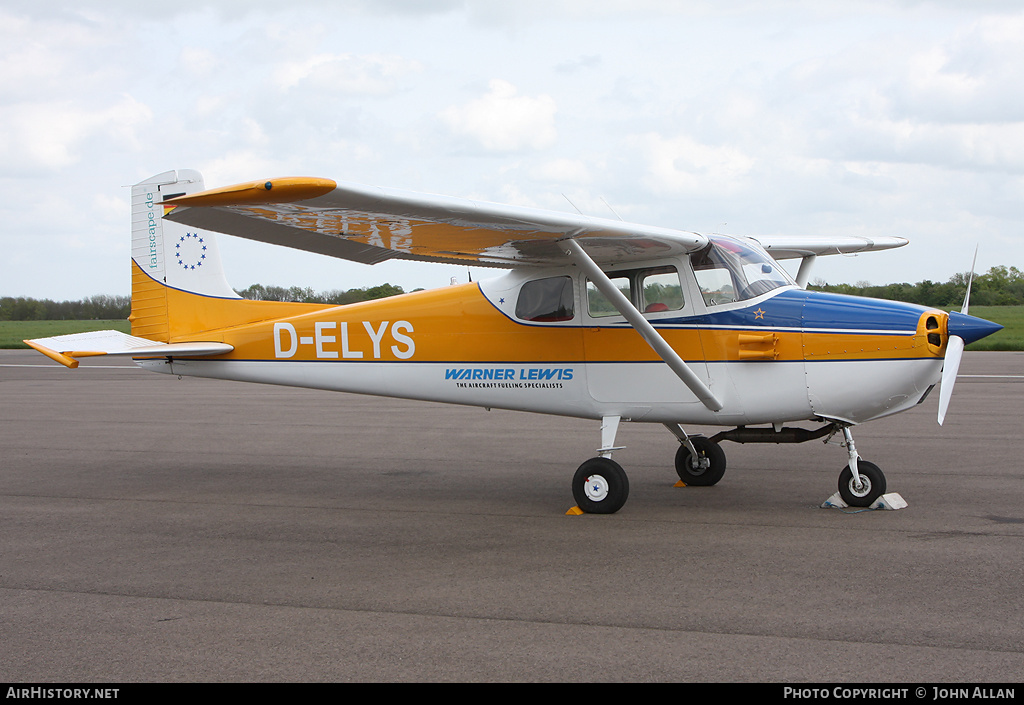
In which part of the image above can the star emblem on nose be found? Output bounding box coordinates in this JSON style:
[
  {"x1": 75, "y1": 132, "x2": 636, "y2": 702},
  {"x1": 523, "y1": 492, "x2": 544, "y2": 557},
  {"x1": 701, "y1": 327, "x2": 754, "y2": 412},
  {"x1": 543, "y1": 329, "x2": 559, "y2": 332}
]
[{"x1": 754, "y1": 308, "x2": 765, "y2": 320}]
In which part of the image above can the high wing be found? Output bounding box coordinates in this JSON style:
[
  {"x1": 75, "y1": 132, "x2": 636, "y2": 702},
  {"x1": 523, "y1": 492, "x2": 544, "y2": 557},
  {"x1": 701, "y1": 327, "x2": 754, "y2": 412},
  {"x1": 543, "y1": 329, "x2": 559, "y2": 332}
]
[
  {"x1": 748, "y1": 235, "x2": 908, "y2": 260},
  {"x1": 162, "y1": 176, "x2": 908, "y2": 268},
  {"x1": 162, "y1": 177, "x2": 707, "y2": 268}
]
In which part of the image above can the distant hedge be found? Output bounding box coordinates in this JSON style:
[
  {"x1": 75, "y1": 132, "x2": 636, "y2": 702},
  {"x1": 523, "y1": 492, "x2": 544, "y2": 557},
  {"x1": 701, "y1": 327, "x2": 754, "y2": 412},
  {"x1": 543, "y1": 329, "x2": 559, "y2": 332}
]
[
  {"x1": 234, "y1": 282, "x2": 408, "y2": 304},
  {"x1": 4, "y1": 266, "x2": 1023, "y2": 322},
  {"x1": 809, "y1": 266, "x2": 1024, "y2": 307},
  {"x1": 0, "y1": 295, "x2": 130, "y2": 321},
  {"x1": 0, "y1": 284, "x2": 409, "y2": 321}
]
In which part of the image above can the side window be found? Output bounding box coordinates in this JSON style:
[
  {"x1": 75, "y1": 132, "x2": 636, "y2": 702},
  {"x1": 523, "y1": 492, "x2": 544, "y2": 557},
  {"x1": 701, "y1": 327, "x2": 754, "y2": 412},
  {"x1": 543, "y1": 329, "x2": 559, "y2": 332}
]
[
  {"x1": 515, "y1": 276, "x2": 575, "y2": 322},
  {"x1": 587, "y1": 275, "x2": 631, "y2": 318},
  {"x1": 639, "y1": 266, "x2": 684, "y2": 313},
  {"x1": 587, "y1": 266, "x2": 683, "y2": 317},
  {"x1": 694, "y1": 268, "x2": 736, "y2": 306}
]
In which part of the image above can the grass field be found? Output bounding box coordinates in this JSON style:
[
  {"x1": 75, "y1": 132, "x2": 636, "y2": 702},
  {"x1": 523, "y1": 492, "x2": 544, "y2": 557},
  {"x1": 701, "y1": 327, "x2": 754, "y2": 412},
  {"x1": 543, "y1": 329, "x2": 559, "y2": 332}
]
[
  {"x1": 962, "y1": 306, "x2": 1024, "y2": 351},
  {"x1": 3, "y1": 307, "x2": 1022, "y2": 350},
  {"x1": 0, "y1": 320, "x2": 131, "y2": 349}
]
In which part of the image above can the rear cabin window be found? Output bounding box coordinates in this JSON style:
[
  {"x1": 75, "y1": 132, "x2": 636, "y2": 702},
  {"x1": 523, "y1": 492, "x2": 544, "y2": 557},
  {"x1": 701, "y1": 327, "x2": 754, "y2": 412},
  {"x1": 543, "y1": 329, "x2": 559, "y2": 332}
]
[
  {"x1": 515, "y1": 276, "x2": 575, "y2": 322},
  {"x1": 586, "y1": 275, "x2": 632, "y2": 318},
  {"x1": 587, "y1": 266, "x2": 684, "y2": 317},
  {"x1": 639, "y1": 266, "x2": 685, "y2": 312}
]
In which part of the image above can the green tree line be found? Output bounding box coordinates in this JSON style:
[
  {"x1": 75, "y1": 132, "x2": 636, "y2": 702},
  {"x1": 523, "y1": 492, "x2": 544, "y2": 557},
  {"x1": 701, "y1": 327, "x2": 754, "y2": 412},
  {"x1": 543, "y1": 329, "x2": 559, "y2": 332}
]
[
  {"x1": 234, "y1": 282, "x2": 409, "y2": 304},
  {"x1": 0, "y1": 284, "x2": 409, "y2": 321},
  {"x1": 808, "y1": 265, "x2": 1024, "y2": 307},
  {"x1": 4, "y1": 267, "x2": 1023, "y2": 321},
  {"x1": 0, "y1": 294, "x2": 131, "y2": 321}
]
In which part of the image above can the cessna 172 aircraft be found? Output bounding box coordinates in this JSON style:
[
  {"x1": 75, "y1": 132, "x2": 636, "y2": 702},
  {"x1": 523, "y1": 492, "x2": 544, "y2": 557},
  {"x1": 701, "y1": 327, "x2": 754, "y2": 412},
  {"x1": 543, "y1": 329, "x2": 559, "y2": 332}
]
[{"x1": 26, "y1": 169, "x2": 1003, "y2": 514}]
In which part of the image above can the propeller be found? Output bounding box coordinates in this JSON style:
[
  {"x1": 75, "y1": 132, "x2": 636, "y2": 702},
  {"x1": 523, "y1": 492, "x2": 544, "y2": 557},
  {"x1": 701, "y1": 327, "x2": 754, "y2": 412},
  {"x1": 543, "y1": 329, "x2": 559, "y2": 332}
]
[
  {"x1": 937, "y1": 334, "x2": 964, "y2": 426},
  {"x1": 937, "y1": 247, "x2": 1000, "y2": 425},
  {"x1": 936, "y1": 248, "x2": 976, "y2": 424}
]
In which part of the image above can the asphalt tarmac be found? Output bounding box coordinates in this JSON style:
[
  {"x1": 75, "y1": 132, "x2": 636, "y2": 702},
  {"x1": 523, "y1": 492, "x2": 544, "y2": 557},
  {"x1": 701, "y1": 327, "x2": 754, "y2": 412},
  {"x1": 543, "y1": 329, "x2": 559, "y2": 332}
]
[{"x1": 2, "y1": 349, "x2": 1023, "y2": 682}]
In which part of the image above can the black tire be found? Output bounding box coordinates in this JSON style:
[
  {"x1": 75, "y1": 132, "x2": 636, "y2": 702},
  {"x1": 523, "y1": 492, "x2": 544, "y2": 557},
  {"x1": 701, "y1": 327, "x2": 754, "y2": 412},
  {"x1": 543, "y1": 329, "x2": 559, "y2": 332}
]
[
  {"x1": 838, "y1": 461, "x2": 886, "y2": 507},
  {"x1": 572, "y1": 457, "x2": 629, "y2": 514},
  {"x1": 674, "y1": 437, "x2": 727, "y2": 486}
]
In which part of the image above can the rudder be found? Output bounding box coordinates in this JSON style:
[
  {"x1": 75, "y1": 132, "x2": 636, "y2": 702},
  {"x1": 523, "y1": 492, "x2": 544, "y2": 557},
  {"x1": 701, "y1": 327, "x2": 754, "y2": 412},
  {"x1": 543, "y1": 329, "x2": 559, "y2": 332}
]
[{"x1": 130, "y1": 170, "x2": 240, "y2": 342}]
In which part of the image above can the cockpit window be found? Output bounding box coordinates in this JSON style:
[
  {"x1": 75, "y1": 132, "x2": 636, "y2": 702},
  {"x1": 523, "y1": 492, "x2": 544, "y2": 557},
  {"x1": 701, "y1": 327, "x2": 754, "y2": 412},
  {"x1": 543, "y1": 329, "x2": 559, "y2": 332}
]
[
  {"x1": 516, "y1": 276, "x2": 575, "y2": 322},
  {"x1": 691, "y1": 235, "x2": 792, "y2": 307}
]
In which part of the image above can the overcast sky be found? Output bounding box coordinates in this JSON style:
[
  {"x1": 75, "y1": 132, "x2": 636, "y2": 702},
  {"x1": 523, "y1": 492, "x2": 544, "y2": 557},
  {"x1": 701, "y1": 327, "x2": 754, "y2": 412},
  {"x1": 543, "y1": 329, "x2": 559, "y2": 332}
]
[{"x1": 2, "y1": 0, "x2": 1022, "y2": 299}]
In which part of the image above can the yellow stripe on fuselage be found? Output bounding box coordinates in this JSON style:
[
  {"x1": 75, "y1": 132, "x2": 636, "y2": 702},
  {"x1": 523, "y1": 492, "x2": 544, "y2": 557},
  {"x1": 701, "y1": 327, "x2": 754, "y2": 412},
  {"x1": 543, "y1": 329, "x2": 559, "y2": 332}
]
[{"x1": 164, "y1": 282, "x2": 943, "y2": 365}]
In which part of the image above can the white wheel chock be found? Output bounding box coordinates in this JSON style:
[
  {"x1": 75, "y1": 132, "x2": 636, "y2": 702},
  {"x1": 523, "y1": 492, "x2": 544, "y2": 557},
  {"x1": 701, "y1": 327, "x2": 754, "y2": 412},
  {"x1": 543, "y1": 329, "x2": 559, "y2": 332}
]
[{"x1": 822, "y1": 492, "x2": 907, "y2": 510}]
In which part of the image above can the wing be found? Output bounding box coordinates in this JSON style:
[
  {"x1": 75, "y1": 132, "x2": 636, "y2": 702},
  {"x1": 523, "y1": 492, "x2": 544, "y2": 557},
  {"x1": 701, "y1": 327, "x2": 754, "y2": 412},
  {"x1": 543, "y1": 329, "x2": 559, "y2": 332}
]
[
  {"x1": 162, "y1": 177, "x2": 708, "y2": 268},
  {"x1": 747, "y1": 235, "x2": 908, "y2": 260}
]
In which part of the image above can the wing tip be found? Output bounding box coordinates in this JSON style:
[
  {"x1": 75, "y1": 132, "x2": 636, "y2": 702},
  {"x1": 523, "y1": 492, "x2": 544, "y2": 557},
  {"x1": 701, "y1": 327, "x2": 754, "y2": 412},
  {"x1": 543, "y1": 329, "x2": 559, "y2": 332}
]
[
  {"x1": 24, "y1": 339, "x2": 80, "y2": 368},
  {"x1": 163, "y1": 177, "x2": 337, "y2": 208}
]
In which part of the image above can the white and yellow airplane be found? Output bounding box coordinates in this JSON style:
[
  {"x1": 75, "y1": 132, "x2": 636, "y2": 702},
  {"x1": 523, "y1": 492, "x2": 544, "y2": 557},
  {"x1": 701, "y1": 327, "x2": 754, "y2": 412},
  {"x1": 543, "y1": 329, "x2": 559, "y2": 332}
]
[{"x1": 26, "y1": 169, "x2": 1002, "y2": 513}]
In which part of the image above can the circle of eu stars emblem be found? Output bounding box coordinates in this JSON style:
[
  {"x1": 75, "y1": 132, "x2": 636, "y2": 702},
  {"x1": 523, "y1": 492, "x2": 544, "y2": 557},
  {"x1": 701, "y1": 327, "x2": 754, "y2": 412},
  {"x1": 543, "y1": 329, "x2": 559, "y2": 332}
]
[{"x1": 175, "y1": 232, "x2": 207, "y2": 271}]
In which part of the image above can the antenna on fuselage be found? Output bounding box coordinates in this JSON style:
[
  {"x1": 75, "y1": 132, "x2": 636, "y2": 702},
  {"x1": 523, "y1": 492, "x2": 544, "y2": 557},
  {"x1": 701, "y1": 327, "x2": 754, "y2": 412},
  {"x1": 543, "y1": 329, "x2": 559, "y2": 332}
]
[
  {"x1": 562, "y1": 193, "x2": 583, "y2": 215},
  {"x1": 600, "y1": 197, "x2": 624, "y2": 221}
]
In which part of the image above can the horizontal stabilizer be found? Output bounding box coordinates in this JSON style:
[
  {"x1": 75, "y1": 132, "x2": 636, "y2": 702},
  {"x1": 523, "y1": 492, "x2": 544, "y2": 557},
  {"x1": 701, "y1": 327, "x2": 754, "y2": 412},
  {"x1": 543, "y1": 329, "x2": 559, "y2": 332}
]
[{"x1": 24, "y1": 330, "x2": 233, "y2": 369}]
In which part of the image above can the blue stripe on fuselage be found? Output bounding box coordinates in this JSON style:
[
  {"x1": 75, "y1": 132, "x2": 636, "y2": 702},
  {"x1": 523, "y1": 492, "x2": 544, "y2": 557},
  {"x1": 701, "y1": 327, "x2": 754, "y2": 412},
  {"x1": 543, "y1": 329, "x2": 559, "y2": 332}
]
[{"x1": 655, "y1": 289, "x2": 929, "y2": 333}]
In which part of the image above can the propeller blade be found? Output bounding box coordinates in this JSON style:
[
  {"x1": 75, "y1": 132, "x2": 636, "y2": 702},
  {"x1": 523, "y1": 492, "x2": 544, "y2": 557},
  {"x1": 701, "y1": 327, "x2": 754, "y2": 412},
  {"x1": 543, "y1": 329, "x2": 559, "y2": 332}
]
[
  {"x1": 940, "y1": 246, "x2": 986, "y2": 425},
  {"x1": 961, "y1": 245, "x2": 978, "y2": 314},
  {"x1": 938, "y1": 335, "x2": 965, "y2": 425}
]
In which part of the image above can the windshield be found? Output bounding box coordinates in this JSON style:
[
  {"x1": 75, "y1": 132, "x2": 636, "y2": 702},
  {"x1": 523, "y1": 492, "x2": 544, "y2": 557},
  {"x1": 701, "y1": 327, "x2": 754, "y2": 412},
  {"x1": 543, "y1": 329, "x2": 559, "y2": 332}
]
[{"x1": 691, "y1": 235, "x2": 793, "y2": 307}]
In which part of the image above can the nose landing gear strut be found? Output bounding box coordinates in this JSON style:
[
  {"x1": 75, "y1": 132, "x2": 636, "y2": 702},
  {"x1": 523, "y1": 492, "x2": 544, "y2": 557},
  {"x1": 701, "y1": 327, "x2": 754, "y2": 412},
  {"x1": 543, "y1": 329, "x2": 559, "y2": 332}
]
[{"x1": 835, "y1": 425, "x2": 887, "y2": 507}]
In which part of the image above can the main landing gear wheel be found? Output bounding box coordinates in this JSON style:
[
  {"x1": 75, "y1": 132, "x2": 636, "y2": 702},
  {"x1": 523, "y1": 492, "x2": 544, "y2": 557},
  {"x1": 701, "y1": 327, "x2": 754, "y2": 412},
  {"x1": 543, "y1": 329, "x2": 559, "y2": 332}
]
[
  {"x1": 838, "y1": 461, "x2": 886, "y2": 507},
  {"x1": 572, "y1": 457, "x2": 630, "y2": 514},
  {"x1": 674, "y1": 437, "x2": 727, "y2": 486}
]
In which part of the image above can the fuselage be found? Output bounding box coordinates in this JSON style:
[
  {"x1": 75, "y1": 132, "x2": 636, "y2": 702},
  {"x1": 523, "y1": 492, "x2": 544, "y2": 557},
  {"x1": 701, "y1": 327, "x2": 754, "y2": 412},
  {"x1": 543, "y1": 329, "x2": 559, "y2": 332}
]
[{"x1": 138, "y1": 254, "x2": 955, "y2": 428}]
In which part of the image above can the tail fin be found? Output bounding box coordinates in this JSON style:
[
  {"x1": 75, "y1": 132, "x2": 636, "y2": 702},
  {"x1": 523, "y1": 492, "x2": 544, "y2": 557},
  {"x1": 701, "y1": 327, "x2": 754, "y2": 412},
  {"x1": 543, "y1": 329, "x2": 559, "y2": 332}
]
[
  {"x1": 129, "y1": 170, "x2": 327, "y2": 343},
  {"x1": 130, "y1": 170, "x2": 240, "y2": 341}
]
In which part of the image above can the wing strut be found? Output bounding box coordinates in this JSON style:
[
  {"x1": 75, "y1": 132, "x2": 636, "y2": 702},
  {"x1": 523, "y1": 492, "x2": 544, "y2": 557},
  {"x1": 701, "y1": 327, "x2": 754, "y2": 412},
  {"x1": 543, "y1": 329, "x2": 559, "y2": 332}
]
[
  {"x1": 562, "y1": 238, "x2": 723, "y2": 412},
  {"x1": 795, "y1": 254, "x2": 816, "y2": 289}
]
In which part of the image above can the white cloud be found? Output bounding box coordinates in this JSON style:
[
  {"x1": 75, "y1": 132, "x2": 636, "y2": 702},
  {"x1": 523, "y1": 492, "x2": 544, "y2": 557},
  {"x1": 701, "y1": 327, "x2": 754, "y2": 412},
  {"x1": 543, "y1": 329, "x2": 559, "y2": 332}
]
[
  {"x1": 179, "y1": 46, "x2": 221, "y2": 77},
  {"x1": 273, "y1": 53, "x2": 423, "y2": 95},
  {"x1": 0, "y1": 95, "x2": 151, "y2": 175},
  {"x1": 3, "y1": 2, "x2": 1024, "y2": 298},
  {"x1": 440, "y1": 79, "x2": 557, "y2": 152},
  {"x1": 532, "y1": 158, "x2": 593, "y2": 184},
  {"x1": 631, "y1": 133, "x2": 755, "y2": 196}
]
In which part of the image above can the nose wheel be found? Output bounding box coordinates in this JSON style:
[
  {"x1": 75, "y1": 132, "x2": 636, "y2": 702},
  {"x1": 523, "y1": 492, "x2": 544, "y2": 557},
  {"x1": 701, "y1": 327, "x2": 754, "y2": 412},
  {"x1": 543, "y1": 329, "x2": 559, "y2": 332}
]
[
  {"x1": 831, "y1": 425, "x2": 887, "y2": 507},
  {"x1": 838, "y1": 460, "x2": 886, "y2": 507}
]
